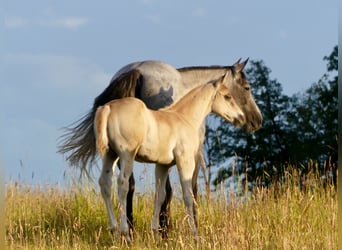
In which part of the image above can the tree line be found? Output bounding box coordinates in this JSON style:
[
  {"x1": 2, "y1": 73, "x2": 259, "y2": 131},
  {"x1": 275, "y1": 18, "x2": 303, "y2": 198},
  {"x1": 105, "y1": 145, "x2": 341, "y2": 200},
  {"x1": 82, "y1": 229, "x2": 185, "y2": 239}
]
[{"x1": 204, "y1": 46, "x2": 337, "y2": 190}]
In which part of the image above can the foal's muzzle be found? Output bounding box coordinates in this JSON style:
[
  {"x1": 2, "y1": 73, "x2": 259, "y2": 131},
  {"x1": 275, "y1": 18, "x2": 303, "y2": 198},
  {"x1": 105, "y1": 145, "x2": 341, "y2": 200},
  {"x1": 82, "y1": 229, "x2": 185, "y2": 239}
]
[{"x1": 234, "y1": 114, "x2": 246, "y2": 127}]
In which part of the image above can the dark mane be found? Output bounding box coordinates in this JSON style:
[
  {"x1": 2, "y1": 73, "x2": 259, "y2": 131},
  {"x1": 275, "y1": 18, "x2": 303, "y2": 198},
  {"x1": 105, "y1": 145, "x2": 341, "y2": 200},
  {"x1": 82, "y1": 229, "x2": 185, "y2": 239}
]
[
  {"x1": 177, "y1": 65, "x2": 232, "y2": 72},
  {"x1": 177, "y1": 65, "x2": 238, "y2": 78}
]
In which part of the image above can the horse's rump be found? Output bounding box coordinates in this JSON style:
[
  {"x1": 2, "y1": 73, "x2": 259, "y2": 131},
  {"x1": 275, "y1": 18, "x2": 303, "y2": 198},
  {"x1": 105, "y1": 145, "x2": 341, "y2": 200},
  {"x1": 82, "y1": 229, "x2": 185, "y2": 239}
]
[
  {"x1": 95, "y1": 69, "x2": 143, "y2": 106},
  {"x1": 57, "y1": 69, "x2": 143, "y2": 174}
]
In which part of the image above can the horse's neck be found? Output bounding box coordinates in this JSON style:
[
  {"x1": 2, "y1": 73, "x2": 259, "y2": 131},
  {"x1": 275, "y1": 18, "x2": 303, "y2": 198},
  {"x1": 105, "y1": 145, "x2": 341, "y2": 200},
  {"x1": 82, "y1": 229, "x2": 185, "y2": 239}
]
[
  {"x1": 167, "y1": 84, "x2": 215, "y2": 128},
  {"x1": 178, "y1": 67, "x2": 228, "y2": 93}
]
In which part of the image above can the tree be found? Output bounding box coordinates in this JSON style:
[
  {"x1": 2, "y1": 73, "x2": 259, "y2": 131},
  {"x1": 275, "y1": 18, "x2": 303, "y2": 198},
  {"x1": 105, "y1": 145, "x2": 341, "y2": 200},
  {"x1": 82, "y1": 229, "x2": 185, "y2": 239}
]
[
  {"x1": 287, "y1": 46, "x2": 337, "y2": 168},
  {"x1": 205, "y1": 46, "x2": 338, "y2": 189},
  {"x1": 205, "y1": 60, "x2": 291, "y2": 188}
]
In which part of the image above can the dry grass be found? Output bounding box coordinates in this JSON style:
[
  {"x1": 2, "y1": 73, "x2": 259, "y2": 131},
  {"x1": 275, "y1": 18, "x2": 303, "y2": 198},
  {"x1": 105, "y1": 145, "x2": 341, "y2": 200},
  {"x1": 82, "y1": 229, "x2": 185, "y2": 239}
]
[{"x1": 5, "y1": 165, "x2": 337, "y2": 249}]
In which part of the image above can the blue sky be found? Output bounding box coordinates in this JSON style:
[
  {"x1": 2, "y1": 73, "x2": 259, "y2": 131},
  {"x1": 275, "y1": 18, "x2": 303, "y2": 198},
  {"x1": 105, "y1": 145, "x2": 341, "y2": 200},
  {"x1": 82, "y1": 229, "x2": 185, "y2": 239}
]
[{"x1": 1, "y1": 1, "x2": 337, "y2": 188}]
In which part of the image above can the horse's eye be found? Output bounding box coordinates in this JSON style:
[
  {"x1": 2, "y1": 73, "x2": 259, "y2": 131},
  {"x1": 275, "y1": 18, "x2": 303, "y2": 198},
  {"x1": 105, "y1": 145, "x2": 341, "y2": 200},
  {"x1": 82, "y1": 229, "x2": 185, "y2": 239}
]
[{"x1": 244, "y1": 86, "x2": 250, "y2": 91}]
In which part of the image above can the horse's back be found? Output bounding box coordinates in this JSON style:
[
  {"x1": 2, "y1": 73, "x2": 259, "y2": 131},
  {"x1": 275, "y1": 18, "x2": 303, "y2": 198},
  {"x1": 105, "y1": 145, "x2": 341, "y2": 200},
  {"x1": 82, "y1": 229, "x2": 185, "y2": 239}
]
[
  {"x1": 112, "y1": 60, "x2": 183, "y2": 109},
  {"x1": 112, "y1": 60, "x2": 180, "y2": 81}
]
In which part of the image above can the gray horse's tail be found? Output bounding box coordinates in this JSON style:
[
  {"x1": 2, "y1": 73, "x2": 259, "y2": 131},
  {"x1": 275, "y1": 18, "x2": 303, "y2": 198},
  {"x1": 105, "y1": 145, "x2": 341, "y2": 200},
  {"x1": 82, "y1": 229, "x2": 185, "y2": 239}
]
[{"x1": 57, "y1": 69, "x2": 142, "y2": 175}]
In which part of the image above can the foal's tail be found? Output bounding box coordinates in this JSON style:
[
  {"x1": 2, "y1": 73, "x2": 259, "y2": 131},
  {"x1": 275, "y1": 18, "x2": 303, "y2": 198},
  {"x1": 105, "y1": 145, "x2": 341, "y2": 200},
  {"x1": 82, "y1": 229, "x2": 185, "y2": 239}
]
[{"x1": 94, "y1": 105, "x2": 111, "y2": 157}]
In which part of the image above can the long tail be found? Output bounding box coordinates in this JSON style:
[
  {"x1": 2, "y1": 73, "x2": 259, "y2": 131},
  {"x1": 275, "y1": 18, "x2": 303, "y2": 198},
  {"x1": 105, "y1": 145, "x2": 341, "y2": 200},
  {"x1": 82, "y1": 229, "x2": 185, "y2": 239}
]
[
  {"x1": 57, "y1": 69, "x2": 142, "y2": 174},
  {"x1": 94, "y1": 105, "x2": 110, "y2": 157}
]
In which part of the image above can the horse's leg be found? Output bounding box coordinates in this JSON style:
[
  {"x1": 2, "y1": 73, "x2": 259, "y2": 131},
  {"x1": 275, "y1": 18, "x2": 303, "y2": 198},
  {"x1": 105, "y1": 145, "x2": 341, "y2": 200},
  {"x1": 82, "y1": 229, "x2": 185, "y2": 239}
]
[
  {"x1": 192, "y1": 151, "x2": 202, "y2": 228},
  {"x1": 117, "y1": 161, "x2": 135, "y2": 235},
  {"x1": 117, "y1": 154, "x2": 134, "y2": 243},
  {"x1": 127, "y1": 173, "x2": 135, "y2": 234},
  {"x1": 151, "y1": 164, "x2": 169, "y2": 241},
  {"x1": 176, "y1": 157, "x2": 197, "y2": 236},
  {"x1": 159, "y1": 174, "x2": 172, "y2": 238},
  {"x1": 99, "y1": 153, "x2": 118, "y2": 232}
]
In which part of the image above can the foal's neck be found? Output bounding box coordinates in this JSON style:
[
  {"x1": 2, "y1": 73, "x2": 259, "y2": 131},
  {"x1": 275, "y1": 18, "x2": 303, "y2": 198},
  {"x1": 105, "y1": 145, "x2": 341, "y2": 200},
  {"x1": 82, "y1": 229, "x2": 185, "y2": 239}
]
[{"x1": 167, "y1": 84, "x2": 215, "y2": 128}]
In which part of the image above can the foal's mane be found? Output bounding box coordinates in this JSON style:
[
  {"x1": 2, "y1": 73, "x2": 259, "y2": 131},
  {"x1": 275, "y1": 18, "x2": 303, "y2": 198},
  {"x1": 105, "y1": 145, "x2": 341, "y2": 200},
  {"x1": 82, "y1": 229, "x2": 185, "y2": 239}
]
[{"x1": 161, "y1": 80, "x2": 216, "y2": 112}]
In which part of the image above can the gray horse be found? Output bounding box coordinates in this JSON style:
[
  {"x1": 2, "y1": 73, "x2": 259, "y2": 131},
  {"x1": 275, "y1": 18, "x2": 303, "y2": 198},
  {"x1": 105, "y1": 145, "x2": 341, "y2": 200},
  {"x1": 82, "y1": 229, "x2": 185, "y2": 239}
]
[{"x1": 58, "y1": 59, "x2": 262, "y2": 238}]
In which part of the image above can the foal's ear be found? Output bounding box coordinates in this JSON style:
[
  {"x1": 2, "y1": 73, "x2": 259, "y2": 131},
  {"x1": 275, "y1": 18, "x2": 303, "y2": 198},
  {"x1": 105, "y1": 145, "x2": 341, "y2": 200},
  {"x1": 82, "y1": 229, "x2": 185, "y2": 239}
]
[
  {"x1": 213, "y1": 72, "x2": 228, "y2": 87},
  {"x1": 213, "y1": 72, "x2": 229, "y2": 89},
  {"x1": 233, "y1": 58, "x2": 249, "y2": 72},
  {"x1": 220, "y1": 72, "x2": 229, "y2": 84}
]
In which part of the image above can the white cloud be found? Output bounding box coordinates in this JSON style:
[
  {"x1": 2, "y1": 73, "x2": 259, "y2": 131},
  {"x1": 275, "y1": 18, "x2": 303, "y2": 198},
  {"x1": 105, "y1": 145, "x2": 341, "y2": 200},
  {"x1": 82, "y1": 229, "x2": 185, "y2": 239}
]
[
  {"x1": 192, "y1": 7, "x2": 208, "y2": 18},
  {"x1": 139, "y1": 0, "x2": 158, "y2": 5},
  {"x1": 49, "y1": 17, "x2": 88, "y2": 30},
  {"x1": 4, "y1": 16, "x2": 28, "y2": 28},
  {"x1": 3, "y1": 53, "x2": 111, "y2": 100},
  {"x1": 145, "y1": 14, "x2": 161, "y2": 23},
  {"x1": 2, "y1": 52, "x2": 112, "y2": 183},
  {"x1": 277, "y1": 30, "x2": 289, "y2": 39},
  {"x1": 4, "y1": 15, "x2": 88, "y2": 30}
]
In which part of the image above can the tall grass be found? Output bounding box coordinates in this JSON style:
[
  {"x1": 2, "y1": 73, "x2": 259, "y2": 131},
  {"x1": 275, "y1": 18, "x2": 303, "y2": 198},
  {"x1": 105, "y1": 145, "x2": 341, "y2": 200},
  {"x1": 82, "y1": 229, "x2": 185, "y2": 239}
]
[{"x1": 5, "y1": 165, "x2": 337, "y2": 249}]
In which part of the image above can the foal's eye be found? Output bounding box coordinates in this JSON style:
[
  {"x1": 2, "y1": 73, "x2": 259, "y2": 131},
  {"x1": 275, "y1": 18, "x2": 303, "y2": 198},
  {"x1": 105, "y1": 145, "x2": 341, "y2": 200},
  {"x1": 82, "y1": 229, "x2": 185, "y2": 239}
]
[
  {"x1": 244, "y1": 86, "x2": 250, "y2": 91},
  {"x1": 224, "y1": 95, "x2": 232, "y2": 100}
]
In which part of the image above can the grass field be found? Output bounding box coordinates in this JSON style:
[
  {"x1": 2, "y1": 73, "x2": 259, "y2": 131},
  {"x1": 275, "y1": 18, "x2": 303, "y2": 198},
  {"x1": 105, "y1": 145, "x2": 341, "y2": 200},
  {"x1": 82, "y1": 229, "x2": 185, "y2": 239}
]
[{"x1": 5, "y1": 164, "x2": 337, "y2": 249}]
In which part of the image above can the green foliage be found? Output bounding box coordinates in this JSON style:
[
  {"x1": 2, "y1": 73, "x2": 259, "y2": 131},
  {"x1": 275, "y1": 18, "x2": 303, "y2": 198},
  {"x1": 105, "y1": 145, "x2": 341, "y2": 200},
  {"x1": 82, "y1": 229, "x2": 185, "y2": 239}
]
[
  {"x1": 206, "y1": 46, "x2": 338, "y2": 188},
  {"x1": 287, "y1": 46, "x2": 338, "y2": 164}
]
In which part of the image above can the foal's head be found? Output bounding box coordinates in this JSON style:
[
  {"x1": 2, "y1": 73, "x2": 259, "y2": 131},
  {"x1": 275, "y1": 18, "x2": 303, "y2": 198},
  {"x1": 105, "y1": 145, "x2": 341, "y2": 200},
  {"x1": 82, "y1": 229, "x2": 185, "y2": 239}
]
[{"x1": 212, "y1": 74, "x2": 246, "y2": 127}]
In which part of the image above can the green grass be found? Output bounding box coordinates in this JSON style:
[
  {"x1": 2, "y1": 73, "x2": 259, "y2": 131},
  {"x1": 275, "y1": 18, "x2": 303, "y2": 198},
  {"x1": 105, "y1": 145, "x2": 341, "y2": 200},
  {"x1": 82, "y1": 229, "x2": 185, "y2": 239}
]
[{"x1": 5, "y1": 165, "x2": 337, "y2": 249}]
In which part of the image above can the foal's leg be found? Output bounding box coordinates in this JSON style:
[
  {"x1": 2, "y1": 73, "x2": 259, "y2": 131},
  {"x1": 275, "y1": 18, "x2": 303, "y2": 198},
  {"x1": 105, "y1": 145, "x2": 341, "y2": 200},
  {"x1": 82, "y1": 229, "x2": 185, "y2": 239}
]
[
  {"x1": 117, "y1": 154, "x2": 134, "y2": 243},
  {"x1": 176, "y1": 158, "x2": 197, "y2": 236},
  {"x1": 117, "y1": 161, "x2": 135, "y2": 234},
  {"x1": 152, "y1": 164, "x2": 170, "y2": 240},
  {"x1": 99, "y1": 153, "x2": 118, "y2": 232}
]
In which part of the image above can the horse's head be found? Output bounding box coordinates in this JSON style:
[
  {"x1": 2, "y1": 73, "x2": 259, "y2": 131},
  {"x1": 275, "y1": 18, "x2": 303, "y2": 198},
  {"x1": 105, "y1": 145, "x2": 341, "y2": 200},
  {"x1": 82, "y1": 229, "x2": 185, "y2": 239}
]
[
  {"x1": 223, "y1": 59, "x2": 263, "y2": 132},
  {"x1": 212, "y1": 75, "x2": 246, "y2": 127}
]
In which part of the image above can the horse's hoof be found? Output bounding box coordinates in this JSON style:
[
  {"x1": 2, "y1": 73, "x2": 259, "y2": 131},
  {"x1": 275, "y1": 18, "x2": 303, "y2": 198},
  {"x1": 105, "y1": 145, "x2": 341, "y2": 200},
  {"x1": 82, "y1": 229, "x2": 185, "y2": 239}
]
[
  {"x1": 160, "y1": 229, "x2": 168, "y2": 239},
  {"x1": 152, "y1": 230, "x2": 159, "y2": 242},
  {"x1": 121, "y1": 233, "x2": 132, "y2": 245},
  {"x1": 129, "y1": 228, "x2": 134, "y2": 241},
  {"x1": 109, "y1": 226, "x2": 117, "y2": 235}
]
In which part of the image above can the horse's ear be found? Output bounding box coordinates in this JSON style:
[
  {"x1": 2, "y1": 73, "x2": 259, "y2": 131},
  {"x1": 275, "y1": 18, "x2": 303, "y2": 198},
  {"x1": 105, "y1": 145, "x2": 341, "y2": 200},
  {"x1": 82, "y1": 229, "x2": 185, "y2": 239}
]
[
  {"x1": 233, "y1": 58, "x2": 249, "y2": 72},
  {"x1": 233, "y1": 58, "x2": 242, "y2": 66},
  {"x1": 243, "y1": 58, "x2": 249, "y2": 67}
]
